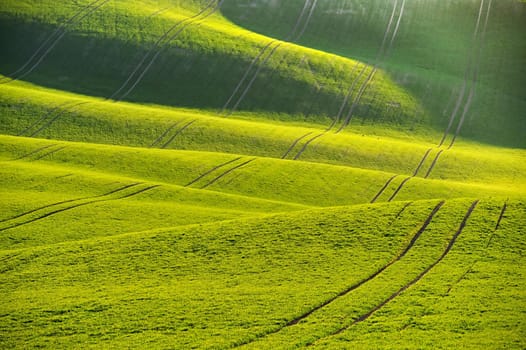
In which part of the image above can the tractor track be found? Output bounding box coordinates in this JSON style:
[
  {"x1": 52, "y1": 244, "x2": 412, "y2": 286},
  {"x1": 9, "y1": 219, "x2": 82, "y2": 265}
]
[
  {"x1": 149, "y1": 122, "x2": 181, "y2": 148},
  {"x1": 281, "y1": 132, "x2": 313, "y2": 159},
  {"x1": 17, "y1": 101, "x2": 73, "y2": 137},
  {"x1": 370, "y1": 175, "x2": 398, "y2": 203},
  {"x1": 32, "y1": 146, "x2": 67, "y2": 161},
  {"x1": 0, "y1": 183, "x2": 142, "y2": 224},
  {"x1": 0, "y1": 183, "x2": 159, "y2": 232},
  {"x1": 200, "y1": 158, "x2": 256, "y2": 189},
  {"x1": 311, "y1": 200, "x2": 479, "y2": 344},
  {"x1": 292, "y1": 133, "x2": 324, "y2": 160},
  {"x1": 18, "y1": 101, "x2": 90, "y2": 138},
  {"x1": 0, "y1": 0, "x2": 109, "y2": 84},
  {"x1": 12, "y1": 144, "x2": 57, "y2": 161},
  {"x1": 448, "y1": 200, "x2": 504, "y2": 295},
  {"x1": 424, "y1": 149, "x2": 443, "y2": 179},
  {"x1": 292, "y1": 0, "x2": 406, "y2": 160},
  {"x1": 336, "y1": 0, "x2": 406, "y2": 133},
  {"x1": 494, "y1": 200, "x2": 508, "y2": 231},
  {"x1": 412, "y1": 148, "x2": 432, "y2": 176},
  {"x1": 160, "y1": 120, "x2": 196, "y2": 149},
  {"x1": 109, "y1": 0, "x2": 220, "y2": 101},
  {"x1": 222, "y1": 0, "x2": 318, "y2": 115},
  {"x1": 234, "y1": 201, "x2": 445, "y2": 348},
  {"x1": 185, "y1": 157, "x2": 243, "y2": 187},
  {"x1": 387, "y1": 176, "x2": 411, "y2": 202},
  {"x1": 438, "y1": 0, "x2": 486, "y2": 147},
  {"x1": 113, "y1": 0, "x2": 225, "y2": 102}
]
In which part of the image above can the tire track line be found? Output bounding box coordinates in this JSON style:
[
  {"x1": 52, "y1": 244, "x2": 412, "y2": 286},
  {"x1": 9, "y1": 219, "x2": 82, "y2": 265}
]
[
  {"x1": 222, "y1": 0, "x2": 317, "y2": 115},
  {"x1": 11, "y1": 144, "x2": 57, "y2": 161},
  {"x1": 281, "y1": 132, "x2": 313, "y2": 159},
  {"x1": 0, "y1": 183, "x2": 142, "y2": 224},
  {"x1": 114, "y1": 0, "x2": 225, "y2": 102},
  {"x1": 425, "y1": 0, "x2": 492, "y2": 179},
  {"x1": 447, "y1": 200, "x2": 504, "y2": 294},
  {"x1": 234, "y1": 201, "x2": 445, "y2": 348},
  {"x1": 438, "y1": 0, "x2": 485, "y2": 147},
  {"x1": 108, "y1": 0, "x2": 219, "y2": 101},
  {"x1": 292, "y1": 133, "x2": 324, "y2": 160},
  {"x1": 32, "y1": 146, "x2": 67, "y2": 161},
  {"x1": 494, "y1": 200, "x2": 507, "y2": 231},
  {"x1": 447, "y1": 0, "x2": 492, "y2": 149},
  {"x1": 200, "y1": 158, "x2": 256, "y2": 189},
  {"x1": 17, "y1": 101, "x2": 74, "y2": 137},
  {"x1": 185, "y1": 157, "x2": 243, "y2": 187},
  {"x1": 0, "y1": 0, "x2": 109, "y2": 84},
  {"x1": 149, "y1": 122, "x2": 182, "y2": 148},
  {"x1": 160, "y1": 120, "x2": 196, "y2": 149},
  {"x1": 412, "y1": 148, "x2": 432, "y2": 177},
  {"x1": 370, "y1": 175, "x2": 398, "y2": 203},
  {"x1": 336, "y1": 0, "x2": 406, "y2": 133},
  {"x1": 314, "y1": 200, "x2": 479, "y2": 343},
  {"x1": 387, "y1": 176, "x2": 411, "y2": 202},
  {"x1": 0, "y1": 184, "x2": 159, "y2": 232},
  {"x1": 293, "y1": 0, "x2": 406, "y2": 161}
]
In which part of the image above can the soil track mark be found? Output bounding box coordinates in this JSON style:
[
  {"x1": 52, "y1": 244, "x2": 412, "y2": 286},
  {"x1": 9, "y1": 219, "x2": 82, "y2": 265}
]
[
  {"x1": 149, "y1": 122, "x2": 181, "y2": 148},
  {"x1": 281, "y1": 132, "x2": 313, "y2": 159},
  {"x1": 185, "y1": 157, "x2": 243, "y2": 187},
  {"x1": 424, "y1": 150, "x2": 443, "y2": 178},
  {"x1": 315, "y1": 200, "x2": 479, "y2": 343},
  {"x1": 0, "y1": 183, "x2": 142, "y2": 225},
  {"x1": 222, "y1": 0, "x2": 318, "y2": 115},
  {"x1": 200, "y1": 158, "x2": 256, "y2": 189},
  {"x1": 109, "y1": 0, "x2": 220, "y2": 101},
  {"x1": 160, "y1": 120, "x2": 196, "y2": 149},
  {"x1": 387, "y1": 176, "x2": 411, "y2": 202},
  {"x1": 370, "y1": 175, "x2": 398, "y2": 203},
  {"x1": 0, "y1": 183, "x2": 160, "y2": 232},
  {"x1": 0, "y1": 0, "x2": 109, "y2": 84},
  {"x1": 494, "y1": 200, "x2": 507, "y2": 231},
  {"x1": 234, "y1": 201, "x2": 445, "y2": 348}
]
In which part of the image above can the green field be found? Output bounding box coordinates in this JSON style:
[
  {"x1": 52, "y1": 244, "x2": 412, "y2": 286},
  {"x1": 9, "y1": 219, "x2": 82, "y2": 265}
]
[{"x1": 0, "y1": 0, "x2": 525, "y2": 348}]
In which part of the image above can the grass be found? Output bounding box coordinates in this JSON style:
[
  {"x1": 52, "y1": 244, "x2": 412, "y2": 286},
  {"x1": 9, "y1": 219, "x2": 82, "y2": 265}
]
[
  {"x1": 1, "y1": 199, "x2": 523, "y2": 349},
  {"x1": 0, "y1": 0, "x2": 525, "y2": 348}
]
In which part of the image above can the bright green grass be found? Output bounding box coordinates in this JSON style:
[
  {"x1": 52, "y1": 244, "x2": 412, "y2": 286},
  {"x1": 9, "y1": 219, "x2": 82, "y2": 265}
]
[
  {"x1": 0, "y1": 198, "x2": 523, "y2": 348},
  {"x1": 1, "y1": 136, "x2": 524, "y2": 211},
  {"x1": 1, "y1": 82, "x2": 525, "y2": 189}
]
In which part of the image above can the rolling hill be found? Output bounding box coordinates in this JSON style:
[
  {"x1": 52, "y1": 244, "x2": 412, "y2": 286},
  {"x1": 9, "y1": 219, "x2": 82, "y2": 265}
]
[{"x1": 0, "y1": 0, "x2": 525, "y2": 348}]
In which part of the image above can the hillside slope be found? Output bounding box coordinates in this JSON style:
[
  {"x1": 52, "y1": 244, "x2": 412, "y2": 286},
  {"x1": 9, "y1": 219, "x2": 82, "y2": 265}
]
[{"x1": 0, "y1": 0, "x2": 525, "y2": 349}]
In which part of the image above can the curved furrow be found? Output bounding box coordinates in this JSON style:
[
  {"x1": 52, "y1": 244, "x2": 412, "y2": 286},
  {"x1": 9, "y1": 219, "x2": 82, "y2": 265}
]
[
  {"x1": 387, "y1": 176, "x2": 411, "y2": 202},
  {"x1": 448, "y1": 0, "x2": 493, "y2": 149},
  {"x1": 11, "y1": 144, "x2": 58, "y2": 161},
  {"x1": 29, "y1": 101, "x2": 90, "y2": 137},
  {"x1": 149, "y1": 122, "x2": 182, "y2": 148},
  {"x1": 108, "y1": 0, "x2": 218, "y2": 101},
  {"x1": 160, "y1": 120, "x2": 196, "y2": 149},
  {"x1": 185, "y1": 157, "x2": 243, "y2": 187},
  {"x1": 0, "y1": 183, "x2": 150, "y2": 232},
  {"x1": 0, "y1": 183, "x2": 142, "y2": 224},
  {"x1": 0, "y1": 0, "x2": 109, "y2": 84},
  {"x1": 370, "y1": 175, "x2": 399, "y2": 203},
  {"x1": 234, "y1": 201, "x2": 445, "y2": 348},
  {"x1": 336, "y1": 0, "x2": 406, "y2": 134},
  {"x1": 292, "y1": 133, "x2": 324, "y2": 160},
  {"x1": 224, "y1": 0, "x2": 317, "y2": 116},
  {"x1": 115, "y1": 0, "x2": 225, "y2": 102},
  {"x1": 312, "y1": 200, "x2": 479, "y2": 344},
  {"x1": 200, "y1": 158, "x2": 256, "y2": 189},
  {"x1": 281, "y1": 132, "x2": 313, "y2": 159}
]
